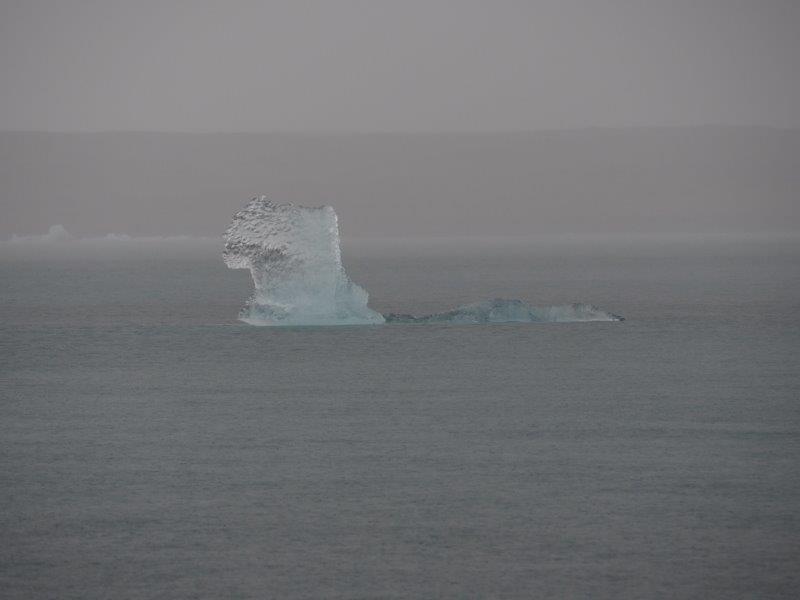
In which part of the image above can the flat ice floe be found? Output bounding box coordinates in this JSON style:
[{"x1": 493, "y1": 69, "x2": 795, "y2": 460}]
[{"x1": 384, "y1": 298, "x2": 624, "y2": 324}]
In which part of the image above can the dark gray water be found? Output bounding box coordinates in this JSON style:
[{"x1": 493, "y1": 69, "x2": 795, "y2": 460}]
[{"x1": 1, "y1": 238, "x2": 799, "y2": 598}]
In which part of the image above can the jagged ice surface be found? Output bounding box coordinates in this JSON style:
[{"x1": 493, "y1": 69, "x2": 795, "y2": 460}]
[
  {"x1": 224, "y1": 198, "x2": 624, "y2": 326},
  {"x1": 223, "y1": 197, "x2": 384, "y2": 325}
]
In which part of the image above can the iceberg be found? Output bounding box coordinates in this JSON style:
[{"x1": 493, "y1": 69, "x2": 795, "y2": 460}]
[
  {"x1": 223, "y1": 197, "x2": 384, "y2": 325},
  {"x1": 224, "y1": 198, "x2": 624, "y2": 326},
  {"x1": 384, "y1": 298, "x2": 624, "y2": 324},
  {"x1": 9, "y1": 224, "x2": 73, "y2": 244}
]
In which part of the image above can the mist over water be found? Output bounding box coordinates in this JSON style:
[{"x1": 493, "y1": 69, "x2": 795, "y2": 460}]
[{"x1": 2, "y1": 129, "x2": 799, "y2": 240}]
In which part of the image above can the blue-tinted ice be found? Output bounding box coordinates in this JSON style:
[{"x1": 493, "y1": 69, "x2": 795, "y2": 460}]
[
  {"x1": 224, "y1": 197, "x2": 384, "y2": 325},
  {"x1": 224, "y1": 198, "x2": 623, "y2": 326},
  {"x1": 385, "y1": 298, "x2": 624, "y2": 324}
]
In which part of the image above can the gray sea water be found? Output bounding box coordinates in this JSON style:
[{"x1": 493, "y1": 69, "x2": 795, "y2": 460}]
[{"x1": 1, "y1": 237, "x2": 799, "y2": 599}]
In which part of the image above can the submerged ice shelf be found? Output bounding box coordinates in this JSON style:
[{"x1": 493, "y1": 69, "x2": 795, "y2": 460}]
[
  {"x1": 385, "y1": 299, "x2": 624, "y2": 324},
  {"x1": 224, "y1": 198, "x2": 623, "y2": 326}
]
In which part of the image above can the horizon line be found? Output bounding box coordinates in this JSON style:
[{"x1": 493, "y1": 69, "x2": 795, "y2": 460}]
[
  {"x1": 4, "y1": 229, "x2": 799, "y2": 245},
  {"x1": 2, "y1": 124, "x2": 798, "y2": 136}
]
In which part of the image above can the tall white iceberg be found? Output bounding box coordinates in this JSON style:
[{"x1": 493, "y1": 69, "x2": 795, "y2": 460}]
[{"x1": 223, "y1": 197, "x2": 384, "y2": 326}]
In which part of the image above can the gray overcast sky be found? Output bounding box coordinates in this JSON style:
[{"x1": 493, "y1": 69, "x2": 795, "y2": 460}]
[{"x1": 0, "y1": 0, "x2": 798, "y2": 132}]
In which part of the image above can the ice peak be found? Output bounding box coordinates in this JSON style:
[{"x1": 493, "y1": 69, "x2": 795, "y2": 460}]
[{"x1": 223, "y1": 197, "x2": 384, "y2": 326}]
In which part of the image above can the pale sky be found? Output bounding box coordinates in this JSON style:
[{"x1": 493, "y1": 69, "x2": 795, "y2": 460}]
[{"x1": 1, "y1": 0, "x2": 798, "y2": 132}]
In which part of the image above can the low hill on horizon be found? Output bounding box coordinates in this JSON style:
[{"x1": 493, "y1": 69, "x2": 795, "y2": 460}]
[{"x1": 1, "y1": 127, "x2": 798, "y2": 239}]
